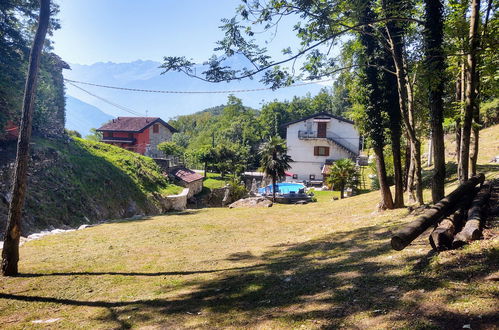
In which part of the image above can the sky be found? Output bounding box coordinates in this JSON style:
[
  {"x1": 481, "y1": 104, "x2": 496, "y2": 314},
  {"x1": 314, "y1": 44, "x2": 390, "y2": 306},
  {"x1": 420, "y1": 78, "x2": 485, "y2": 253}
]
[{"x1": 52, "y1": 0, "x2": 300, "y2": 65}]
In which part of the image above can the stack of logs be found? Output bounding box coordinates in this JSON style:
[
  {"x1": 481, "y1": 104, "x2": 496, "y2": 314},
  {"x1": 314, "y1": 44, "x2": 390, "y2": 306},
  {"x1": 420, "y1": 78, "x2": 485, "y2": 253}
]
[{"x1": 391, "y1": 174, "x2": 498, "y2": 251}]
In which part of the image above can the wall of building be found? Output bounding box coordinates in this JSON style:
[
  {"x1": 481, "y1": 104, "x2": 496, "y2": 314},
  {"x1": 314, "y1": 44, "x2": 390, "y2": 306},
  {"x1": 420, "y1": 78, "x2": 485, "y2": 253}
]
[
  {"x1": 135, "y1": 129, "x2": 149, "y2": 155},
  {"x1": 286, "y1": 117, "x2": 359, "y2": 181},
  {"x1": 146, "y1": 123, "x2": 173, "y2": 158}
]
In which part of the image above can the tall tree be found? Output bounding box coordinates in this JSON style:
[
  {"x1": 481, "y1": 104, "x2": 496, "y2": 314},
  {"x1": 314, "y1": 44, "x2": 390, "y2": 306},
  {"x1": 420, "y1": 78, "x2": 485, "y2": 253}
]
[
  {"x1": 459, "y1": 0, "x2": 481, "y2": 182},
  {"x1": 2, "y1": 0, "x2": 51, "y2": 276},
  {"x1": 424, "y1": 0, "x2": 446, "y2": 202},
  {"x1": 358, "y1": 0, "x2": 394, "y2": 210},
  {"x1": 259, "y1": 137, "x2": 292, "y2": 202}
]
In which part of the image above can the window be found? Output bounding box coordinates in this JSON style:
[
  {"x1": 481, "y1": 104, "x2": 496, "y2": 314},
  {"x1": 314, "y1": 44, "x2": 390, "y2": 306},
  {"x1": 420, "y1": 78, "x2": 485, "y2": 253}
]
[
  {"x1": 309, "y1": 174, "x2": 315, "y2": 180},
  {"x1": 292, "y1": 174, "x2": 298, "y2": 179},
  {"x1": 313, "y1": 146, "x2": 330, "y2": 156},
  {"x1": 103, "y1": 132, "x2": 113, "y2": 138},
  {"x1": 153, "y1": 124, "x2": 159, "y2": 133}
]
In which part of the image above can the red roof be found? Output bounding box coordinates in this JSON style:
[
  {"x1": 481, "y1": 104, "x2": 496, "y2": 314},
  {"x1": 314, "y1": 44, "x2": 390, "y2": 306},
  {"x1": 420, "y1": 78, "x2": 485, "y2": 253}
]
[
  {"x1": 97, "y1": 117, "x2": 177, "y2": 133},
  {"x1": 170, "y1": 167, "x2": 203, "y2": 183}
]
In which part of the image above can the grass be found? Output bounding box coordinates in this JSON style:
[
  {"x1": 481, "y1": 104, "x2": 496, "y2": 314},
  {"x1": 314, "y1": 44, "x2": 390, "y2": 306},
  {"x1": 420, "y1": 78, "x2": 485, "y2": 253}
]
[
  {"x1": 203, "y1": 172, "x2": 227, "y2": 190},
  {"x1": 0, "y1": 125, "x2": 497, "y2": 329}
]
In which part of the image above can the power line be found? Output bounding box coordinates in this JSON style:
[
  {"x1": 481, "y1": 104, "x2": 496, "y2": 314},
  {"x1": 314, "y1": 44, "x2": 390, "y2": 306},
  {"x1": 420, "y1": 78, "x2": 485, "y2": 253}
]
[
  {"x1": 67, "y1": 81, "x2": 145, "y2": 116},
  {"x1": 64, "y1": 77, "x2": 334, "y2": 94}
]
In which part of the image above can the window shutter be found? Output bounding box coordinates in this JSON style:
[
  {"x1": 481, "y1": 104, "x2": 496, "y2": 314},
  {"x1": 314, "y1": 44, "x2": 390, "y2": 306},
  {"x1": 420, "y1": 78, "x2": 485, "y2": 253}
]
[
  {"x1": 314, "y1": 146, "x2": 319, "y2": 156},
  {"x1": 325, "y1": 147, "x2": 330, "y2": 156}
]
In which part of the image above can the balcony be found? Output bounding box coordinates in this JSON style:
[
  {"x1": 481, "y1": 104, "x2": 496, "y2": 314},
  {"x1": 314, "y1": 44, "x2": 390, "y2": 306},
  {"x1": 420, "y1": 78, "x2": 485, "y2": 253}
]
[
  {"x1": 298, "y1": 130, "x2": 358, "y2": 156},
  {"x1": 101, "y1": 136, "x2": 136, "y2": 144}
]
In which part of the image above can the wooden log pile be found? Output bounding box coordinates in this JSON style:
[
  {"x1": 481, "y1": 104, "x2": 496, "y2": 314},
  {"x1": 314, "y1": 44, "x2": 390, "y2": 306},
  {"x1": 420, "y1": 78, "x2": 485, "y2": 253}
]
[{"x1": 391, "y1": 174, "x2": 497, "y2": 251}]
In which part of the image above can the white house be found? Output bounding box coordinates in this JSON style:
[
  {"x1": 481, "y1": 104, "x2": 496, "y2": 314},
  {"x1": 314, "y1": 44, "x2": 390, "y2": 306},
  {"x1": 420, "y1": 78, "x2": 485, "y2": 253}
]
[{"x1": 283, "y1": 112, "x2": 360, "y2": 183}]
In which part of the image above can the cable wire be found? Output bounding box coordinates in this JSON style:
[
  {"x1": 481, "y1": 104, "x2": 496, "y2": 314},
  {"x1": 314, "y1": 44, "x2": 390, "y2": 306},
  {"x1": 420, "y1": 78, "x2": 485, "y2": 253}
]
[
  {"x1": 64, "y1": 77, "x2": 334, "y2": 94},
  {"x1": 67, "y1": 81, "x2": 145, "y2": 116}
]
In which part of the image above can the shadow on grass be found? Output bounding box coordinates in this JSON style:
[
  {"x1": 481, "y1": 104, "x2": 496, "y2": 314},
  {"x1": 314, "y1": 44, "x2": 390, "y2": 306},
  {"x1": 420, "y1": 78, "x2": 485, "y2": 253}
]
[{"x1": 1, "y1": 223, "x2": 497, "y2": 328}]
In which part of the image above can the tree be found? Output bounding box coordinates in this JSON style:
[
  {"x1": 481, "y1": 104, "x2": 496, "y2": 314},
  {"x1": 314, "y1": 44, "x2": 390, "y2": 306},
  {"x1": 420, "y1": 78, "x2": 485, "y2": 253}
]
[
  {"x1": 423, "y1": 0, "x2": 446, "y2": 202},
  {"x1": 157, "y1": 141, "x2": 185, "y2": 164},
  {"x1": 85, "y1": 128, "x2": 102, "y2": 142},
  {"x1": 459, "y1": 0, "x2": 481, "y2": 182},
  {"x1": 259, "y1": 137, "x2": 292, "y2": 202},
  {"x1": 2, "y1": 0, "x2": 51, "y2": 276},
  {"x1": 326, "y1": 159, "x2": 358, "y2": 199}
]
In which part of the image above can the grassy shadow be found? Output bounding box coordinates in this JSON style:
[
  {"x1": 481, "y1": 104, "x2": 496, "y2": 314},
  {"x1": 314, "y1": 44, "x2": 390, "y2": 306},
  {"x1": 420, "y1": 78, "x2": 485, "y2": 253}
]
[{"x1": 2, "y1": 222, "x2": 496, "y2": 328}]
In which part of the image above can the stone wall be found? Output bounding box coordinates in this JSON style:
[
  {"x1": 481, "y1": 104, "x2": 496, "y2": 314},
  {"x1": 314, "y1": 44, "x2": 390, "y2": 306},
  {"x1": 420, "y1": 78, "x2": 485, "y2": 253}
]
[
  {"x1": 185, "y1": 180, "x2": 203, "y2": 198},
  {"x1": 166, "y1": 188, "x2": 189, "y2": 211}
]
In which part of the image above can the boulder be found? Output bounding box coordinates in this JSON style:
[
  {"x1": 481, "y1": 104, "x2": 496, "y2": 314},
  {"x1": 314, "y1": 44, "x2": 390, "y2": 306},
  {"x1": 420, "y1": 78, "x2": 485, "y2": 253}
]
[{"x1": 229, "y1": 197, "x2": 273, "y2": 209}]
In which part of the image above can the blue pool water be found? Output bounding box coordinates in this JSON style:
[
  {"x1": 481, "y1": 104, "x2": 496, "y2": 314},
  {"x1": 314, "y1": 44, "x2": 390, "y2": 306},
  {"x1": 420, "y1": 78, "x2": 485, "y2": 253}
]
[{"x1": 258, "y1": 183, "x2": 305, "y2": 195}]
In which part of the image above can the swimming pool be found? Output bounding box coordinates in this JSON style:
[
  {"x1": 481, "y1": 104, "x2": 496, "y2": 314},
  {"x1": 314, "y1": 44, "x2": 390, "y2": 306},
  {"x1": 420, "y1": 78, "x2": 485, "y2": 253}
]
[{"x1": 258, "y1": 182, "x2": 305, "y2": 195}]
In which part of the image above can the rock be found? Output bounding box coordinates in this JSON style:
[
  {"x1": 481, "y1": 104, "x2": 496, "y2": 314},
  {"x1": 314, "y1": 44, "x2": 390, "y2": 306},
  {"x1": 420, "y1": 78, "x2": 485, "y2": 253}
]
[{"x1": 229, "y1": 197, "x2": 273, "y2": 208}]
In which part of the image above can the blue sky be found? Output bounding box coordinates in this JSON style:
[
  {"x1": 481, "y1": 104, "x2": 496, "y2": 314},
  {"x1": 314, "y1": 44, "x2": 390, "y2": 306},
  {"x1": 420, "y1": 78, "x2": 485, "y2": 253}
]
[{"x1": 52, "y1": 0, "x2": 300, "y2": 65}]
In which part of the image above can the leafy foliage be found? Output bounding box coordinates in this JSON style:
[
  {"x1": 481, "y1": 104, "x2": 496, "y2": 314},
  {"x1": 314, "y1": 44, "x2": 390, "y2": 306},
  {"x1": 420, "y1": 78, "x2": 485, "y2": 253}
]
[{"x1": 325, "y1": 159, "x2": 358, "y2": 199}]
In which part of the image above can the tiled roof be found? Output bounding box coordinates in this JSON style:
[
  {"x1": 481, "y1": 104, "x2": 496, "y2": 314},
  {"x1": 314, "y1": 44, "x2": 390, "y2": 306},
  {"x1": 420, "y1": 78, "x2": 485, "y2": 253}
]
[
  {"x1": 97, "y1": 117, "x2": 177, "y2": 133},
  {"x1": 281, "y1": 112, "x2": 355, "y2": 127},
  {"x1": 170, "y1": 167, "x2": 204, "y2": 183}
]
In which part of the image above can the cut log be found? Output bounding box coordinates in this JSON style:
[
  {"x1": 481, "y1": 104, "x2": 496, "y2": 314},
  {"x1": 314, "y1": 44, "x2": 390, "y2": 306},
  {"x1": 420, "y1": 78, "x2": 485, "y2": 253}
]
[
  {"x1": 429, "y1": 199, "x2": 470, "y2": 251},
  {"x1": 391, "y1": 174, "x2": 484, "y2": 251},
  {"x1": 452, "y1": 182, "x2": 491, "y2": 248}
]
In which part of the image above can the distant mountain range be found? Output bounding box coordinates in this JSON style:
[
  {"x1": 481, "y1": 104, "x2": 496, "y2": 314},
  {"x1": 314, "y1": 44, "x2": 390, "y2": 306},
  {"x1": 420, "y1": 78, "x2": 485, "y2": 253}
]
[
  {"x1": 63, "y1": 58, "x2": 329, "y2": 121},
  {"x1": 65, "y1": 96, "x2": 113, "y2": 137}
]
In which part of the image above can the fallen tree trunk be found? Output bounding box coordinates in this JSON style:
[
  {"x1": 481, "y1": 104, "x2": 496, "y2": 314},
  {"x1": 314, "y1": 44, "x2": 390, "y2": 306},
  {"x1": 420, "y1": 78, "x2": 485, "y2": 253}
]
[
  {"x1": 429, "y1": 194, "x2": 472, "y2": 251},
  {"x1": 391, "y1": 173, "x2": 484, "y2": 251},
  {"x1": 452, "y1": 182, "x2": 491, "y2": 248}
]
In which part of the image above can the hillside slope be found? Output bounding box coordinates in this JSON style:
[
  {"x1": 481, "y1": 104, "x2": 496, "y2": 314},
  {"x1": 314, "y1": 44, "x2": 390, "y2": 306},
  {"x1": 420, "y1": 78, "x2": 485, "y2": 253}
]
[{"x1": 0, "y1": 137, "x2": 182, "y2": 238}]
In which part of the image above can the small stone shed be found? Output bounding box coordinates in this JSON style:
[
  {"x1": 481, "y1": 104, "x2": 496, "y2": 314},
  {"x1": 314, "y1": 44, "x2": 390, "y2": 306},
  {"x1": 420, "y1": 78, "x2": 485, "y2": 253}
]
[{"x1": 168, "y1": 167, "x2": 203, "y2": 198}]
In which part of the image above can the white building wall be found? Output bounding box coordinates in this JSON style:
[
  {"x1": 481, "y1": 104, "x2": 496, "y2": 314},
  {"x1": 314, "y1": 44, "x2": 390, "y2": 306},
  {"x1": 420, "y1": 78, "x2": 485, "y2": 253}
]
[{"x1": 286, "y1": 116, "x2": 360, "y2": 182}]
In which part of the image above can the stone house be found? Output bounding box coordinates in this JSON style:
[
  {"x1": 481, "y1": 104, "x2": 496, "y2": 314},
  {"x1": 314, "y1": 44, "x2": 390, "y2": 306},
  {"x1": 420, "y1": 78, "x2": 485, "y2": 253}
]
[{"x1": 97, "y1": 117, "x2": 177, "y2": 158}]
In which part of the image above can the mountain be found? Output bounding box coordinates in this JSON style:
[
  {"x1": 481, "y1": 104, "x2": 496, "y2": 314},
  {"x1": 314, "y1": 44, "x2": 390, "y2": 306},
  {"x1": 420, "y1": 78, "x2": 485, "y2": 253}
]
[
  {"x1": 65, "y1": 96, "x2": 113, "y2": 137},
  {"x1": 63, "y1": 58, "x2": 329, "y2": 120}
]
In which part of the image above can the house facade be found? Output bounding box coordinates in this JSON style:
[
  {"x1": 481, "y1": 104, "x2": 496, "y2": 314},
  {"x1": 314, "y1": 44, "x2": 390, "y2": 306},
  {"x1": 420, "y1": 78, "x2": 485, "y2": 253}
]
[
  {"x1": 97, "y1": 117, "x2": 177, "y2": 158},
  {"x1": 283, "y1": 112, "x2": 360, "y2": 183}
]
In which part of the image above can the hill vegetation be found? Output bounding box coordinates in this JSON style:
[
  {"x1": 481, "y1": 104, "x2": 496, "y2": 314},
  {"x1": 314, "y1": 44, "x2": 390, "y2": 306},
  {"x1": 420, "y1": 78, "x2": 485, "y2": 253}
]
[{"x1": 0, "y1": 137, "x2": 181, "y2": 238}]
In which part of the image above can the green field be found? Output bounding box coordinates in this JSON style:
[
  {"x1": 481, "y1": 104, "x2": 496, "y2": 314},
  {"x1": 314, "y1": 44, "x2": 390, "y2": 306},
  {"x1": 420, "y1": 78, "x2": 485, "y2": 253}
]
[{"x1": 0, "y1": 125, "x2": 498, "y2": 329}]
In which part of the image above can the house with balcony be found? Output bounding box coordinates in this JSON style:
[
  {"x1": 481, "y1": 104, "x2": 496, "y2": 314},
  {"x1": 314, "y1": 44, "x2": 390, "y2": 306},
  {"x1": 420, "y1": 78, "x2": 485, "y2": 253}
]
[
  {"x1": 97, "y1": 117, "x2": 177, "y2": 158},
  {"x1": 282, "y1": 112, "x2": 360, "y2": 183}
]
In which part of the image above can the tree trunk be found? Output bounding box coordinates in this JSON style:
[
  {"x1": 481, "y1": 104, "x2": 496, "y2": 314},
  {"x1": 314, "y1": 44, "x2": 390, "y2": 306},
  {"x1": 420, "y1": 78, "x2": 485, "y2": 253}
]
[
  {"x1": 453, "y1": 182, "x2": 491, "y2": 248},
  {"x1": 392, "y1": 45, "x2": 423, "y2": 205},
  {"x1": 403, "y1": 136, "x2": 411, "y2": 191},
  {"x1": 340, "y1": 184, "x2": 345, "y2": 199},
  {"x1": 391, "y1": 174, "x2": 484, "y2": 251},
  {"x1": 455, "y1": 63, "x2": 463, "y2": 169},
  {"x1": 459, "y1": 0, "x2": 480, "y2": 182},
  {"x1": 272, "y1": 177, "x2": 276, "y2": 202},
  {"x1": 410, "y1": 139, "x2": 424, "y2": 205},
  {"x1": 424, "y1": 0, "x2": 446, "y2": 204},
  {"x1": 392, "y1": 136, "x2": 404, "y2": 208},
  {"x1": 374, "y1": 145, "x2": 394, "y2": 210},
  {"x1": 1, "y1": 0, "x2": 51, "y2": 277}
]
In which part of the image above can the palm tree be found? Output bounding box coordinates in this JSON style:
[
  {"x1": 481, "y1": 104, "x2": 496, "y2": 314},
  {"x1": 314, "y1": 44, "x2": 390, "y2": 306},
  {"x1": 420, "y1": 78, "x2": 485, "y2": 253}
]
[
  {"x1": 259, "y1": 137, "x2": 293, "y2": 202},
  {"x1": 326, "y1": 159, "x2": 358, "y2": 199}
]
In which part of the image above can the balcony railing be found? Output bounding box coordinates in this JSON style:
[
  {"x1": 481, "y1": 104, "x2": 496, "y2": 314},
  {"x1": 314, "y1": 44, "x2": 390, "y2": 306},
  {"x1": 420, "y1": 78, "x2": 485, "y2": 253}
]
[
  {"x1": 298, "y1": 130, "x2": 358, "y2": 156},
  {"x1": 101, "y1": 136, "x2": 137, "y2": 144}
]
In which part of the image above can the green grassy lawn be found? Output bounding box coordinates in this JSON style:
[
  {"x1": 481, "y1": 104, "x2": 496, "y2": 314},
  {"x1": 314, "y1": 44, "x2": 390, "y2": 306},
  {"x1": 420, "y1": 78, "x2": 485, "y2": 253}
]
[
  {"x1": 203, "y1": 172, "x2": 226, "y2": 190},
  {"x1": 0, "y1": 126, "x2": 497, "y2": 329}
]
